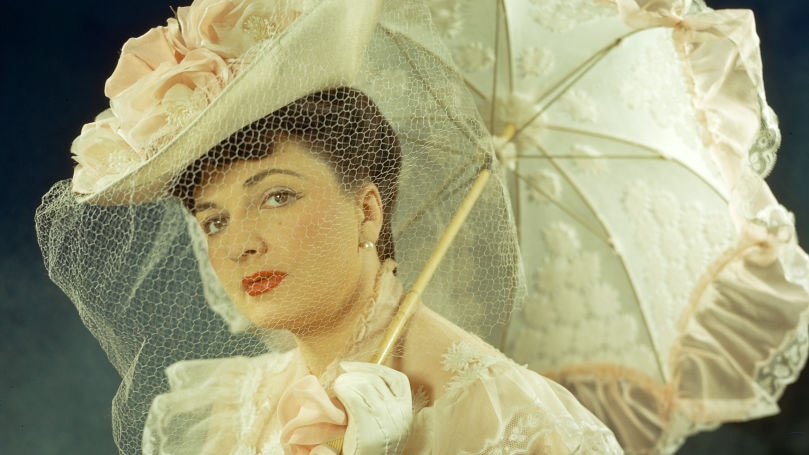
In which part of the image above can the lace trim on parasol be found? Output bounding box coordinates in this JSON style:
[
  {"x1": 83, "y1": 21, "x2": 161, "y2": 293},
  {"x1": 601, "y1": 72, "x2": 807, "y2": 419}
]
[{"x1": 550, "y1": 251, "x2": 809, "y2": 455}]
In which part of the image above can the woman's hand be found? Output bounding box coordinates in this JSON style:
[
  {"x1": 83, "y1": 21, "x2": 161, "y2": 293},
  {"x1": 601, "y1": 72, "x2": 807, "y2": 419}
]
[{"x1": 333, "y1": 362, "x2": 413, "y2": 455}]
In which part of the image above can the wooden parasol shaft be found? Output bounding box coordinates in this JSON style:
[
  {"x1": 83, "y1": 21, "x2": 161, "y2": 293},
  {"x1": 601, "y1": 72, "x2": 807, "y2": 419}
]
[{"x1": 371, "y1": 167, "x2": 492, "y2": 364}]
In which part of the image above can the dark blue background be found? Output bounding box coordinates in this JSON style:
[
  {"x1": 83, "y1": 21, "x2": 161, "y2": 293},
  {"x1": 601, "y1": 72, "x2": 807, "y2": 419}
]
[{"x1": 1, "y1": 1, "x2": 806, "y2": 453}]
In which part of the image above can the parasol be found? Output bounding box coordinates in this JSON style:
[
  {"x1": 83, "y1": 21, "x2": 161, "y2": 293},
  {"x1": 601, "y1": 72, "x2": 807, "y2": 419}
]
[{"x1": 425, "y1": 0, "x2": 809, "y2": 453}]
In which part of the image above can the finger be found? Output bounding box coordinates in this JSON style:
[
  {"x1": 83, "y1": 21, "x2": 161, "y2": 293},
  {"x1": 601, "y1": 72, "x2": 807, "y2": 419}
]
[
  {"x1": 339, "y1": 361, "x2": 411, "y2": 398},
  {"x1": 333, "y1": 373, "x2": 384, "y2": 409}
]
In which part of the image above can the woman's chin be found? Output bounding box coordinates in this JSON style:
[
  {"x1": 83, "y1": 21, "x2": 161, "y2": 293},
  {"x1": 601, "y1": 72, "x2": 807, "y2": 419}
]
[{"x1": 235, "y1": 298, "x2": 313, "y2": 333}]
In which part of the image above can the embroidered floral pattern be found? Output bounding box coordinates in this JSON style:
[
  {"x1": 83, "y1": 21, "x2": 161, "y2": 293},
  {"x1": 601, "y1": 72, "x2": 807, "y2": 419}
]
[
  {"x1": 541, "y1": 222, "x2": 580, "y2": 257},
  {"x1": 427, "y1": 0, "x2": 467, "y2": 38},
  {"x1": 478, "y1": 405, "x2": 621, "y2": 455},
  {"x1": 554, "y1": 88, "x2": 598, "y2": 122},
  {"x1": 454, "y1": 42, "x2": 495, "y2": 72},
  {"x1": 528, "y1": 0, "x2": 615, "y2": 32},
  {"x1": 442, "y1": 342, "x2": 498, "y2": 391},
  {"x1": 411, "y1": 385, "x2": 430, "y2": 414},
  {"x1": 518, "y1": 46, "x2": 555, "y2": 79},
  {"x1": 237, "y1": 364, "x2": 274, "y2": 448},
  {"x1": 621, "y1": 179, "x2": 735, "y2": 373},
  {"x1": 619, "y1": 30, "x2": 701, "y2": 152},
  {"x1": 510, "y1": 221, "x2": 656, "y2": 373},
  {"x1": 572, "y1": 144, "x2": 608, "y2": 174},
  {"x1": 525, "y1": 169, "x2": 562, "y2": 204},
  {"x1": 480, "y1": 412, "x2": 551, "y2": 454}
]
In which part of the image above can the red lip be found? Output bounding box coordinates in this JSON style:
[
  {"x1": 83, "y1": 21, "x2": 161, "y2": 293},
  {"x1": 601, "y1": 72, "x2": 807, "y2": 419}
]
[{"x1": 242, "y1": 271, "x2": 287, "y2": 297}]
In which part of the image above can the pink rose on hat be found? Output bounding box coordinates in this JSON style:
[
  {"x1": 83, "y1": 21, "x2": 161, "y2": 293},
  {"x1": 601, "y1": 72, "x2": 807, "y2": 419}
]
[{"x1": 71, "y1": 0, "x2": 302, "y2": 195}]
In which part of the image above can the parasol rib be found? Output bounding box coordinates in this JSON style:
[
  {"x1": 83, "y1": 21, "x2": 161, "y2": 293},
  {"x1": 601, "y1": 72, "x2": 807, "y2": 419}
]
[
  {"x1": 515, "y1": 29, "x2": 643, "y2": 138},
  {"x1": 487, "y1": 0, "x2": 514, "y2": 131},
  {"x1": 382, "y1": 24, "x2": 495, "y2": 243}
]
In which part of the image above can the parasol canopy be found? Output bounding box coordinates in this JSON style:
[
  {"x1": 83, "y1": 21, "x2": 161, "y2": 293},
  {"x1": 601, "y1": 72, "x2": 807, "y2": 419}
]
[{"x1": 428, "y1": 0, "x2": 809, "y2": 453}]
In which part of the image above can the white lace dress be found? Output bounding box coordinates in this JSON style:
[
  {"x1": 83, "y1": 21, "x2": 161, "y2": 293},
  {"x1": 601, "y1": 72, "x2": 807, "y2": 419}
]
[{"x1": 142, "y1": 262, "x2": 622, "y2": 454}]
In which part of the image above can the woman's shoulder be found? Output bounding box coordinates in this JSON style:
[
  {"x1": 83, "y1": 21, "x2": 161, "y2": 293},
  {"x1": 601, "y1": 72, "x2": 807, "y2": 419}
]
[
  {"x1": 400, "y1": 305, "x2": 540, "y2": 399},
  {"x1": 402, "y1": 307, "x2": 623, "y2": 454}
]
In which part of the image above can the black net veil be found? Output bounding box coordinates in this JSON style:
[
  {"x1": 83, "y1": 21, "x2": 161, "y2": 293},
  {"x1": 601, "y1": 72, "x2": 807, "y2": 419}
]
[{"x1": 35, "y1": 0, "x2": 523, "y2": 452}]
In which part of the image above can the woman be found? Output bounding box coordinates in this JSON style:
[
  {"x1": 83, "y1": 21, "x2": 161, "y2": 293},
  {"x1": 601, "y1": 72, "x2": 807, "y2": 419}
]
[
  {"x1": 140, "y1": 86, "x2": 620, "y2": 453},
  {"x1": 37, "y1": 0, "x2": 622, "y2": 453}
]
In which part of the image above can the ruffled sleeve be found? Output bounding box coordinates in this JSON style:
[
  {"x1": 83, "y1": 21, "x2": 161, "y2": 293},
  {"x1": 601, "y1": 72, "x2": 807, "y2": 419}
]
[
  {"x1": 143, "y1": 350, "x2": 306, "y2": 455},
  {"x1": 408, "y1": 342, "x2": 623, "y2": 455}
]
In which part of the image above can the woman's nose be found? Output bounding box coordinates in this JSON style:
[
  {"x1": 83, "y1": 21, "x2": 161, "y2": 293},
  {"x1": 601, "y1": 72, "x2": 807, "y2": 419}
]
[{"x1": 227, "y1": 223, "x2": 268, "y2": 261}]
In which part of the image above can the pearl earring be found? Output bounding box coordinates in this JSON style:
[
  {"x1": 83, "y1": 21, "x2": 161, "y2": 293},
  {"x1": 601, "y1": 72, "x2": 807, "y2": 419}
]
[{"x1": 360, "y1": 240, "x2": 375, "y2": 249}]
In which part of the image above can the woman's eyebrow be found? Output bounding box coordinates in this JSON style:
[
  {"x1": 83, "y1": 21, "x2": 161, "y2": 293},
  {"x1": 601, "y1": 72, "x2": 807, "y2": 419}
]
[
  {"x1": 243, "y1": 168, "x2": 304, "y2": 187},
  {"x1": 192, "y1": 201, "x2": 217, "y2": 215},
  {"x1": 193, "y1": 169, "x2": 305, "y2": 214}
]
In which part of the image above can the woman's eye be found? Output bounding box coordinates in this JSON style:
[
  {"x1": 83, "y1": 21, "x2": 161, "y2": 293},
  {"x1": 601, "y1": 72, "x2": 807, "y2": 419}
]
[
  {"x1": 202, "y1": 216, "x2": 228, "y2": 236},
  {"x1": 262, "y1": 189, "x2": 300, "y2": 208}
]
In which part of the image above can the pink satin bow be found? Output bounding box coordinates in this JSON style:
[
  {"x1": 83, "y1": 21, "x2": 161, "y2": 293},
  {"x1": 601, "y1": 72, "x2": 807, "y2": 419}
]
[{"x1": 278, "y1": 375, "x2": 348, "y2": 455}]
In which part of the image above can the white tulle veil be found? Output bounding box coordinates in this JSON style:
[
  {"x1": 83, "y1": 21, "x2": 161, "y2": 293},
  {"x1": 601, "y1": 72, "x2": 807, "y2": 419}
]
[{"x1": 36, "y1": 0, "x2": 522, "y2": 452}]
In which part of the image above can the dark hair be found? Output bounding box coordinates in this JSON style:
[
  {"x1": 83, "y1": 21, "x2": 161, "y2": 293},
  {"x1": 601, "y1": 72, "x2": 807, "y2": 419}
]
[{"x1": 173, "y1": 87, "x2": 402, "y2": 261}]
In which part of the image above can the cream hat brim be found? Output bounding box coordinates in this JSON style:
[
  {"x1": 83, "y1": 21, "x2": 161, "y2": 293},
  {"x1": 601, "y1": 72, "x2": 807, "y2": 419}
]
[{"x1": 79, "y1": 0, "x2": 382, "y2": 205}]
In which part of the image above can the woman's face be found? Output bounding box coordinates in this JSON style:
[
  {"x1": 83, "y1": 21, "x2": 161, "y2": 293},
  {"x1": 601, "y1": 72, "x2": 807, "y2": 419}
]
[{"x1": 193, "y1": 139, "x2": 382, "y2": 334}]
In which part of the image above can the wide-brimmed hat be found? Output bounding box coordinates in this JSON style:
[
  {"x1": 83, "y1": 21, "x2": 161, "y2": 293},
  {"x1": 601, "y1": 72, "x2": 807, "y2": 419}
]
[{"x1": 72, "y1": 0, "x2": 381, "y2": 205}]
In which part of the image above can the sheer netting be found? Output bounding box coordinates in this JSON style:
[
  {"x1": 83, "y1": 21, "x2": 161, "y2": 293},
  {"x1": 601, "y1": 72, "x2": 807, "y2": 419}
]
[{"x1": 35, "y1": 0, "x2": 622, "y2": 454}]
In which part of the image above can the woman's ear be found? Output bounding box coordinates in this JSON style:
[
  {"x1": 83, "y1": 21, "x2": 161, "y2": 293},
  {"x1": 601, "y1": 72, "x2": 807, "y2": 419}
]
[{"x1": 357, "y1": 183, "x2": 383, "y2": 244}]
